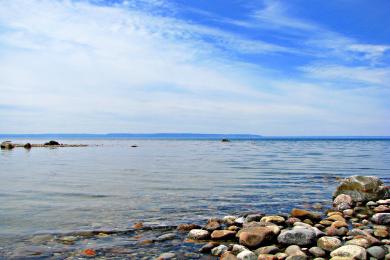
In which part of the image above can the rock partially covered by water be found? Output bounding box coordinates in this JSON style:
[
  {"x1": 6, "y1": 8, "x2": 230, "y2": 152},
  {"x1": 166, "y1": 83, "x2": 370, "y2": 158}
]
[
  {"x1": 1, "y1": 141, "x2": 15, "y2": 149},
  {"x1": 44, "y1": 140, "x2": 60, "y2": 146},
  {"x1": 333, "y1": 176, "x2": 390, "y2": 202}
]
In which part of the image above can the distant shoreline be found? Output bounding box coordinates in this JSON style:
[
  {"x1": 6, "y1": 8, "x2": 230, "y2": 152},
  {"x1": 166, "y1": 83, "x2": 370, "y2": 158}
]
[{"x1": 0, "y1": 133, "x2": 390, "y2": 141}]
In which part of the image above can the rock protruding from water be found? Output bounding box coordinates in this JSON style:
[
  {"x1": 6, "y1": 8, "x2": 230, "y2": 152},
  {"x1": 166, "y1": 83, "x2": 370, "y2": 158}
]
[
  {"x1": 333, "y1": 175, "x2": 390, "y2": 202},
  {"x1": 1, "y1": 141, "x2": 15, "y2": 149},
  {"x1": 44, "y1": 140, "x2": 60, "y2": 146}
]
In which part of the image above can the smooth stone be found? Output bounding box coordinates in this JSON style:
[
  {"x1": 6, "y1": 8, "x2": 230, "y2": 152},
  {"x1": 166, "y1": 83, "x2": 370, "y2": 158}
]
[
  {"x1": 309, "y1": 247, "x2": 326, "y2": 257},
  {"x1": 285, "y1": 245, "x2": 306, "y2": 256},
  {"x1": 374, "y1": 205, "x2": 390, "y2": 213},
  {"x1": 367, "y1": 201, "x2": 378, "y2": 207},
  {"x1": 177, "y1": 223, "x2": 200, "y2": 231},
  {"x1": 239, "y1": 227, "x2": 275, "y2": 248},
  {"x1": 235, "y1": 217, "x2": 246, "y2": 225},
  {"x1": 1, "y1": 141, "x2": 15, "y2": 149},
  {"x1": 291, "y1": 209, "x2": 321, "y2": 220},
  {"x1": 377, "y1": 199, "x2": 390, "y2": 205},
  {"x1": 30, "y1": 234, "x2": 53, "y2": 244},
  {"x1": 286, "y1": 218, "x2": 301, "y2": 226},
  {"x1": 242, "y1": 222, "x2": 281, "y2": 235},
  {"x1": 211, "y1": 230, "x2": 236, "y2": 240},
  {"x1": 330, "y1": 245, "x2": 367, "y2": 260},
  {"x1": 224, "y1": 216, "x2": 238, "y2": 225},
  {"x1": 367, "y1": 246, "x2": 386, "y2": 259},
  {"x1": 221, "y1": 252, "x2": 239, "y2": 260},
  {"x1": 275, "y1": 253, "x2": 288, "y2": 259},
  {"x1": 317, "y1": 236, "x2": 342, "y2": 251},
  {"x1": 285, "y1": 256, "x2": 307, "y2": 260},
  {"x1": 237, "y1": 250, "x2": 257, "y2": 260},
  {"x1": 211, "y1": 245, "x2": 228, "y2": 256},
  {"x1": 156, "y1": 252, "x2": 176, "y2": 260},
  {"x1": 232, "y1": 244, "x2": 249, "y2": 254},
  {"x1": 199, "y1": 242, "x2": 220, "y2": 253},
  {"x1": 157, "y1": 233, "x2": 176, "y2": 241},
  {"x1": 346, "y1": 238, "x2": 370, "y2": 248},
  {"x1": 327, "y1": 215, "x2": 346, "y2": 222},
  {"x1": 205, "y1": 220, "x2": 221, "y2": 231},
  {"x1": 343, "y1": 209, "x2": 354, "y2": 217},
  {"x1": 334, "y1": 194, "x2": 353, "y2": 210},
  {"x1": 277, "y1": 228, "x2": 316, "y2": 246},
  {"x1": 261, "y1": 216, "x2": 285, "y2": 224},
  {"x1": 331, "y1": 220, "x2": 348, "y2": 228},
  {"x1": 246, "y1": 214, "x2": 265, "y2": 223},
  {"x1": 372, "y1": 213, "x2": 390, "y2": 225},
  {"x1": 255, "y1": 245, "x2": 280, "y2": 255},
  {"x1": 258, "y1": 254, "x2": 277, "y2": 260},
  {"x1": 188, "y1": 229, "x2": 209, "y2": 240}
]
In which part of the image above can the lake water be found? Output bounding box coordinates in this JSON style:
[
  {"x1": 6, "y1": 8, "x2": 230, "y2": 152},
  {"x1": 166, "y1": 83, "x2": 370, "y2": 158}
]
[{"x1": 1, "y1": 139, "x2": 389, "y2": 258}]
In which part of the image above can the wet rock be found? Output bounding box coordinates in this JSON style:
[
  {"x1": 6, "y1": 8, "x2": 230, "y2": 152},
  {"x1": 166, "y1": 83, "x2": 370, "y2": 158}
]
[
  {"x1": 221, "y1": 251, "x2": 239, "y2": 260},
  {"x1": 211, "y1": 244, "x2": 228, "y2": 256},
  {"x1": 374, "y1": 225, "x2": 389, "y2": 238},
  {"x1": 205, "y1": 219, "x2": 221, "y2": 231},
  {"x1": 228, "y1": 225, "x2": 240, "y2": 231},
  {"x1": 199, "y1": 242, "x2": 220, "y2": 253},
  {"x1": 133, "y1": 222, "x2": 144, "y2": 229},
  {"x1": 291, "y1": 209, "x2": 321, "y2": 220},
  {"x1": 330, "y1": 245, "x2": 367, "y2": 260},
  {"x1": 156, "y1": 252, "x2": 176, "y2": 260},
  {"x1": 275, "y1": 252, "x2": 288, "y2": 259},
  {"x1": 211, "y1": 230, "x2": 236, "y2": 240},
  {"x1": 157, "y1": 233, "x2": 176, "y2": 241},
  {"x1": 235, "y1": 217, "x2": 245, "y2": 225},
  {"x1": 319, "y1": 220, "x2": 333, "y2": 226},
  {"x1": 317, "y1": 236, "x2": 342, "y2": 251},
  {"x1": 372, "y1": 213, "x2": 390, "y2": 225},
  {"x1": 237, "y1": 250, "x2": 257, "y2": 260},
  {"x1": 285, "y1": 255, "x2": 307, "y2": 260},
  {"x1": 58, "y1": 235, "x2": 77, "y2": 244},
  {"x1": 367, "y1": 246, "x2": 386, "y2": 259},
  {"x1": 188, "y1": 229, "x2": 209, "y2": 240},
  {"x1": 333, "y1": 176, "x2": 390, "y2": 202},
  {"x1": 24, "y1": 143, "x2": 32, "y2": 149},
  {"x1": 261, "y1": 216, "x2": 285, "y2": 224},
  {"x1": 255, "y1": 245, "x2": 280, "y2": 255},
  {"x1": 345, "y1": 238, "x2": 370, "y2": 248},
  {"x1": 309, "y1": 247, "x2": 326, "y2": 257},
  {"x1": 30, "y1": 234, "x2": 53, "y2": 244},
  {"x1": 277, "y1": 228, "x2": 316, "y2": 246},
  {"x1": 239, "y1": 227, "x2": 275, "y2": 248},
  {"x1": 177, "y1": 223, "x2": 200, "y2": 232},
  {"x1": 367, "y1": 201, "x2": 378, "y2": 207},
  {"x1": 378, "y1": 199, "x2": 390, "y2": 205},
  {"x1": 343, "y1": 209, "x2": 354, "y2": 217},
  {"x1": 330, "y1": 220, "x2": 348, "y2": 228},
  {"x1": 1, "y1": 141, "x2": 15, "y2": 149},
  {"x1": 327, "y1": 214, "x2": 346, "y2": 222}
]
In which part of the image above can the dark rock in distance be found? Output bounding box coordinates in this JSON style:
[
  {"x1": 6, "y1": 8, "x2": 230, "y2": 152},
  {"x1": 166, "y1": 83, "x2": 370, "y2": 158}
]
[
  {"x1": 24, "y1": 143, "x2": 32, "y2": 149},
  {"x1": 1, "y1": 141, "x2": 15, "y2": 149},
  {"x1": 221, "y1": 139, "x2": 230, "y2": 142},
  {"x1": 44, "y1": 140, "x2": 60, "y2": 146}
]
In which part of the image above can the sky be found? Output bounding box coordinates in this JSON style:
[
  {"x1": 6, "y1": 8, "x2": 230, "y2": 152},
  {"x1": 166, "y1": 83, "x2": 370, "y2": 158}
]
[{"x1": 0, "y1": 0, "x2": 389, "y2": 135}]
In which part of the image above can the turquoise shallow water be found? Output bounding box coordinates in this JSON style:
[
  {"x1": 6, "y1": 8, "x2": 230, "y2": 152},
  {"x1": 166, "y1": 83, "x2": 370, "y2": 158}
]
[{"x1": 0, "y1": 139, "x2": 389, "y2": 258}]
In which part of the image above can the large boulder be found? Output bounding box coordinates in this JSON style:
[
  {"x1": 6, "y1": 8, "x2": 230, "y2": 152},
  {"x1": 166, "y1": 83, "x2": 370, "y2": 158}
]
[
  {"x1": 333, "y1": 176, "x2": 390, "y2": 202},
  {"x1": 1, "y1": 141, "x2": 15, "y2": 149},
  {"x1": 238, "y1": 226, "x2": 276, "y2": 248},
  {"x1": 44, "y1": 140, "x2": 60, "y2": 146}
]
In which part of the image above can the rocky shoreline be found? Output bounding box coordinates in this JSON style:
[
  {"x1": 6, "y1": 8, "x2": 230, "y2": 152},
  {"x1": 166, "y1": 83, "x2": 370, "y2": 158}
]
[
  {"x1": 1, "y1": 140, "x2": 88, "y2": 149},
  {"x1": 173, "y1": 176, "x2": 390, "y2": 260}
]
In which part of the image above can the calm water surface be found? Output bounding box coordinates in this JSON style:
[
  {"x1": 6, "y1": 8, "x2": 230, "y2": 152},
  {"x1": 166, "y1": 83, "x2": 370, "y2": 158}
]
[{"x1": 0, "y1": 139, "x2": 389, "y2": 258}]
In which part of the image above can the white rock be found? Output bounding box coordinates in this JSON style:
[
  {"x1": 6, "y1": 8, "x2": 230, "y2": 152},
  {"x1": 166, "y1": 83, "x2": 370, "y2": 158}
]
[{"x1": 237, "y1": 250, "x2": 257, "y2": 260}]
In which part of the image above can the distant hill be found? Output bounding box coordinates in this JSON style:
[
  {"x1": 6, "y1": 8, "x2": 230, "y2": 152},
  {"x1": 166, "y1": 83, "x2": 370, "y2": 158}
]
[{"x1": 0, "y1": 133, "x2": 263, "y2": 140}]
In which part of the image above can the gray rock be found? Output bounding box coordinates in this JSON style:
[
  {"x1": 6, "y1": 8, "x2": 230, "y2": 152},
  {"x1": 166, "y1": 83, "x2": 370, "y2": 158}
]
[
  {"x1": 245, "y1": 214, "x2": 264, "y2": 223},
  {"x1": 237, "y1": 250, "x2": 257, "y2": 260},
  {"x1": 157, "y1": 233, "x2": 176, "y2": 241},
  {"x1": 372, "y1": 213, "x2": 390, "y2": 225},
  {"x1": 188, "y1": 229, "x2": 209, "y2": 240},
  {"x1": 330, "y1": 245, "x2": 367, "y2": 260},
  {"x1": 367, "y1": 246, "x2": 386, "y2": 259},
  {"x1": 255, "y1": 245, "x2": 280, "y2": 255},
  {"x1": 309, "y1": 247, "x2": 326, "y2": 257},
  {"x1": 211, "y1": 245, "x2": 228, "y2": 256},
  {"x1": 278, "y1": 228, "x2": 316, "y2": 246},
  {"x1": 333, "y1": 176, "x2": 390, "y2": 202}
]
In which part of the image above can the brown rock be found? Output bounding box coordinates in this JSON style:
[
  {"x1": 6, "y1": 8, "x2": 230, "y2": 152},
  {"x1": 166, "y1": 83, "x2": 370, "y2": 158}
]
[
  {"x1": 258, "y1": 254, "x2": 277, "y2": 260},
  {"x1": 239, "y1": 227, "x2": 275, "y2": 248},
  {"x1": 177, "y1": 224, "x2": 200, "y2": 232},
  {"x1": 291, "y1": 209, "x2": 321, "y2": 220},
  {"x1": 331, "y1": 220, "x2": 348, "y2": 228},
  {"x1": 205, "y1": 220, "x2": 221, "y2": 231},
  {"x1": 211, "y1": 230, "x2": 236, "y2": 240},
  {"x1": 221, "y1": 252, "x2": 238, "y2": 260}
]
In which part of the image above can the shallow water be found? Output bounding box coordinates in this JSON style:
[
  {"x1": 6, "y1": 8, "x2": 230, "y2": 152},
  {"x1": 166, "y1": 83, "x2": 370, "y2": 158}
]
[{"x1": 1, "y1": 139, "x2": 389, "y2": 258}]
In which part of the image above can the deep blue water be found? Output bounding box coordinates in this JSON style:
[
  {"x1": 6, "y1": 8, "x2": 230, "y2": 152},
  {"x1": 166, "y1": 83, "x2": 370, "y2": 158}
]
[{"x1": 0, "y1": 139, "x2": 389, "y2": 258}]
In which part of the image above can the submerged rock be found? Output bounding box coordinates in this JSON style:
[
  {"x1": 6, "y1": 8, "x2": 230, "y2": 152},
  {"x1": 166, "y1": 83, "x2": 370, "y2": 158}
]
[{"x1": 333, "y1": 176, "x2": 390, "y2": 202}]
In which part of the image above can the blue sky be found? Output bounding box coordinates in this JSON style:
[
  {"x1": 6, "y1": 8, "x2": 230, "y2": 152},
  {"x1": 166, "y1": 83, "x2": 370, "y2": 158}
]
[{"x1": 0, "y1": 0, "x2": 389, "y2": 135}]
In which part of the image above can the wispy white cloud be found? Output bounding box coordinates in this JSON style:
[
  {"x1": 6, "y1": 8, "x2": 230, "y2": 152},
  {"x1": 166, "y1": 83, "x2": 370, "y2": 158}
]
[{"x1": 0, "y1": 0, "x2": 388, "y2": 135}]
